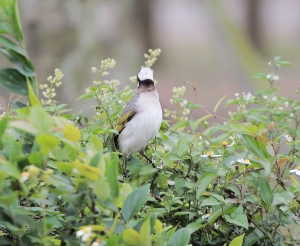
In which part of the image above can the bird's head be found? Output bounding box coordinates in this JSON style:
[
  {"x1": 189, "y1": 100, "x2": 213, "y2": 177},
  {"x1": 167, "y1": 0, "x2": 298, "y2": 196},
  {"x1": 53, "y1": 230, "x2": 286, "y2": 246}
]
[{"x1": 137, "y1": 67, "x2": 154, "y2": 82}]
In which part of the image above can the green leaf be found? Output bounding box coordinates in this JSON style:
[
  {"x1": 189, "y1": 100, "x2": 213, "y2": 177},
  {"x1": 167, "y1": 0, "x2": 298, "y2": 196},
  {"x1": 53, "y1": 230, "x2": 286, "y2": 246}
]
[
  {"x1": 139, "y1": 216, "x2": 151, "y2": 246},
  {"x1": 36, "y1": 134, "x2": 59, "y2": 155},
  {"x1": 0, "y1": 48, "x2": 35, "y2": 76},
  {"x1": 63, "y1": 124, "x2": 81, "y2": 142},
  {"x1": 122, "y1": 228, "x2": 140, "y2": 246},
  {"x1": 193, "y1": 114, "x2": 213, "y2": 129},
  {"x1": 200, "y1": 197, "x2": 220, "y2": 207},
  {"x1": 208, "y1": 205, "x2": 236, "y2": 225},
  {"x1": 241, "y1": 134, "x2": 270, "y2": 159},
  {"x1": 105, "y1": 153, "x2": 119, "y2": 199},
  {"x1": 122, "y1": 184, "x2": 150, "y2": 221},
  {"x1": 258, "y1": 177, "x2": 273, "y2": 207},
  {"x1": 11, "y1": 0, "x2": 24, "y2": 41},
  {"x1": 224, "y1": 205, "x2": 248, "y2": 229},
  {"x1": 244, "y1": 231, "x2": 261, "y2": 246},
  {"x1": 214, "y1": 95, "x2": 226, "y2": 113},
  {"x1": 28, "y1": 106, "x2": 53, "y2": 134},
  {"x1": 0, "y1": 35, "x2": 26, "y2": 55},
  {"x1": 28, "y1": 152, "x2": 44, "y2": 167},
  {"x1": 280, "y1": 61, "x2": 293, "y2": 66},
  {"x1": 87, "y1": 134, "x2": 103, "y2": 152},
  {"x1": 225, "y1": 213, "x2": 248, "y2": 229},
  {"x1": 230, "y1": 124, "x2": 258, "y2": 135},
  {"x1": 0, "y1": 68, "x2": 27, "y2": 95},
  {"x1": 253, "y1": 73, "x2": 267, "y2": 79},
  {"x1": 0, "y1": 116, "x2": 9, "y2": 139},
  {"x1": 56, "y1": 162, "x2": 73, "y2": 175},
  {"x1": 196, "y1": 172, "x2": 217, "y2": 199},
  {"x1": 229, "y1": 234, "x2": 245, "y2": 246},
  {"x1": 0, "y1": 0, "x2": 14, "y2": 18},
  {"x1": 27, "y1": 77, "x2": 41, "y2": 107},
  {"x1": 168, "y1": 228, "x2": 191, "y2": 246},
  {"x1": 74, "y1": 160, "x2": 101, "y2": 180},
  {"x1": 186, "y1": 222, "x2": 204, "y2": 234}
]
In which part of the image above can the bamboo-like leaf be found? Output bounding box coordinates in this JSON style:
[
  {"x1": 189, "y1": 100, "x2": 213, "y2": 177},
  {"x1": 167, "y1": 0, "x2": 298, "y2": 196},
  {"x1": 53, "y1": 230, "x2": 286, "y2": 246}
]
[
  {"x1": 0, "y1": 68, "x2": 27, "y2": 95},
  {"x1": 193, "y1": 114, "x2": 213, "y2": 129},
  {"x1": 27, "y1": 77, "x2": 41, "y2": 107},
  {"x1": 214, "y1": 95, "x2": 226, "y2": 113}
]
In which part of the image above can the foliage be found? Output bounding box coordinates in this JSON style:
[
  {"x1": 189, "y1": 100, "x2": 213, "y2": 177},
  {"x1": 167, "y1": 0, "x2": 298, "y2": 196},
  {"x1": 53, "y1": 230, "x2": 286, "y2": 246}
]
[{"x1": 1, "y1": 1, "x2": 300, "y2": 246}]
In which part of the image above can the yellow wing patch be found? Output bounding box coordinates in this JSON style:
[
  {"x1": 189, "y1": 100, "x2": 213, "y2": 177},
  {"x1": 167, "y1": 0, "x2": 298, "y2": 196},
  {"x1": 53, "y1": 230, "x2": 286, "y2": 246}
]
[{"x1": 115, "y1": 110, "x2": 136, "y2": 134}]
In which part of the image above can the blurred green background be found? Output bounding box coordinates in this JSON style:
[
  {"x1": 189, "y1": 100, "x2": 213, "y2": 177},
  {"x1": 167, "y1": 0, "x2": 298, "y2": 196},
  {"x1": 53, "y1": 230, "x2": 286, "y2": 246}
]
[{"x1": 1, "y1": 0, "x2": 300, "y2": 118}]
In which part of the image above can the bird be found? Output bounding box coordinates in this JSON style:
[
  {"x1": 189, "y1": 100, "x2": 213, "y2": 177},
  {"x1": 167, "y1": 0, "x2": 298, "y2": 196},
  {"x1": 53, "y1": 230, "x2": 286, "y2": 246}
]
[{"x1": 114, "y1": 67, "x2": 162, "y2": 169}]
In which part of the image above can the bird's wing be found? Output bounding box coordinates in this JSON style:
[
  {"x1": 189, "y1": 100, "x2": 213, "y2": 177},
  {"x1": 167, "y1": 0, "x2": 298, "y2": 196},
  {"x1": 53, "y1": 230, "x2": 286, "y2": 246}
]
[
  {"x1": 115, "y1": 110, "x2": 136, "y2": 134},
  {"x1": 115, "y1": 93, "x2": 140, "y2": 132}
]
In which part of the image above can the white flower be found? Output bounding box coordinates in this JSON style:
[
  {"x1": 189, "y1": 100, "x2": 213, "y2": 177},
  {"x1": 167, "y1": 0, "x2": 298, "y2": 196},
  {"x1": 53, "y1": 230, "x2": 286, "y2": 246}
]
[
  {"x1": 235, "y1": 93, "x2": 239, "y2": 97},
  {"x1": 167, "y1": 180, "x2": 175, "y2": 186},
  {"x1": 91, "y1": 67, "x2": 97, "y2": 73},
  {"x1": 20, "y1": 172, "x2": 30, "y2": 182},
  {"x1": 213, "y1": 223, "x2": 219, "y2": 229},
  {"x1": 243, "y1": 92, "x2": 254, "y2": 101},
  {"x1": 273, "y1": 75, "x2": 279, "y2": 81},
  {"x1": 285, "y1": 135, "x2": 293, "y2": 142},
  {"x1": 180, "y1": 100, "x2": 188, "y2": 107},
  {"x1": 267, "y1": 74, "x2": 271, "y2": 79},
  {"x1": 205, "y1": 141, "x2": 210, "y2": 147},
  {"x1": 263, "y1": 95, "x2": 267, "y2": 99},
  {"x1": 279, "y1": 107, "x2": 284, "y2": 110},
  {"x1": 237, "y1": 158, "x2": 251, "y2": 165},
  {"x1": 76, "y1": 227, "x2": 92, "y2": 242},
  {"x1": 272, "y1": 96, "x2": 277, "y2": 101},
  {"x1": 290, "y1": 113, "x2": 294, "y2": 117},
  {"x1": 200, "y1": 152, "x2": 222, "y2": 158},
  {"x1": 157, "y1": 165, "x2": 163, "y2": 170},
  {"x1": 290, "y1": 167, "x2": 300, "y2": 176},
  {"x1": 285, "y1": 101, "x2": 289, "y2": 107}
]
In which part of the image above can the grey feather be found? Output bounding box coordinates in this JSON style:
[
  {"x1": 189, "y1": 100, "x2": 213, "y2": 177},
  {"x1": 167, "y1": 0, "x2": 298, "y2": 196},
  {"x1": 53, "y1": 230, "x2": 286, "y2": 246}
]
[{"x1": 121, "y1": 93, "x2": 140, "y2": 116}]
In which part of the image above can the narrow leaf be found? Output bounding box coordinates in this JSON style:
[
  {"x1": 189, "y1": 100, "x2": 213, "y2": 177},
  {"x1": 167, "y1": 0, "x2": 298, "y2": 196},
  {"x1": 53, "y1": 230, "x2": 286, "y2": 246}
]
[
  {"x1": 193, "y1": 114, "x2": 213, "y2": 129},
  {"x1": 0, "y1": 35, "x2": 26, "y2": 55},
  {"x1": 27, "y1": 77, "x2": 41, "y2": 107},
  {"x1": 0, "y1": 116, "x2": 9, "y2": 139},
  {"x1": 214, "y1": 95, "x2": 226, "y2": 113},
  {"x1": 0, "y1": 47, "x2": 35, "y2": 76},
  {"x1": 105, "y1": 153, "x2": 119, "y2": 198}
]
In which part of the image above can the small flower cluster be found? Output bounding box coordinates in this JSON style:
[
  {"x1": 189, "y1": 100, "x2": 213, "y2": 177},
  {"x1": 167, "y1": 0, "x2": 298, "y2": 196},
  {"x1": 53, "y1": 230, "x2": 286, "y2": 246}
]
[
  {"x1": 267, "y1": 74, "x2": 280, "y2": 82},
  {"x1": 144, "y1": 48, "x2": 161, "y2": 67},
  {"x1": 76, "y1": 226, "x2": 92, "y2": 242},
  {"x1": 164, "y1": 86, "x2": 190, "y2": 121},
  {"x1": 235, "y1": 92, "x2": 255, "y2": 102},
  {"x1": 20, "y1": 165, "x2": 40, "y2": 182},
  {"x1": 88, "y1": 59, "x2": 119, "y2": 103},
  {"x1": 130, "y1": 48, "x2": 161, "y2": 83},
  {"x1": 91, "y1": 58, "x2": 116, "y2": 76},
  {"x1": 285, "y1": 134, "x2": 293, "y2": 143},
  {"x1": 40, "y1": 68, "x2": 64, "y2": 105}
]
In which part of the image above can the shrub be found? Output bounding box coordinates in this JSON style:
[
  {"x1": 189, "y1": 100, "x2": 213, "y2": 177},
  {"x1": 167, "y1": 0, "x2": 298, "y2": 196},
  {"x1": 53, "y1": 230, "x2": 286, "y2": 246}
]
[{"x1": 1, "y1": 2, "x2": 300, "y2": 246}]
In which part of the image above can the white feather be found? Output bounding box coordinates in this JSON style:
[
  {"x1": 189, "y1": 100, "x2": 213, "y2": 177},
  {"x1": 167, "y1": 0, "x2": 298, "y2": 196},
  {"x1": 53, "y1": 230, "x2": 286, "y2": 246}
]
[
  {"x1": 117, "y1": 91, "x2": 162, "y2": 157},
  {"x1": 137, "y1": 67, "x2": 154, "y2": 81}
]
